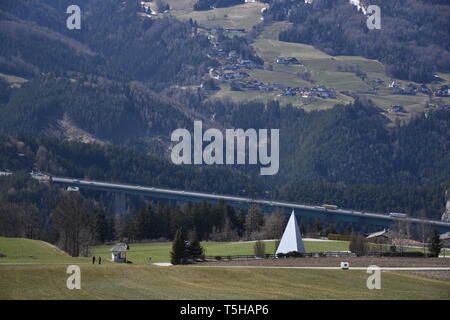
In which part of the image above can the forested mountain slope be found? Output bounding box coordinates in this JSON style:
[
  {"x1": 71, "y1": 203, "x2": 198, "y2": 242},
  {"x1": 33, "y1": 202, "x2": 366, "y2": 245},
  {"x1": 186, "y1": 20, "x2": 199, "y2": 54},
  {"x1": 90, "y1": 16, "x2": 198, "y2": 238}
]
[
  {"x1": 206, "y1": 99, "x2": 450, "y2": 187},
  {"x1": 267, "y1": 0, "x2": 450, "y2": 82},
  {"x1": 0, "y1": 0, "x2": 449, "y2": 221},
  {"x1": 0, "y1": 76, "x2": 212, "y2": 154},
  {"x1": 0, "y1": 0, "x2": 214, "y2": 89}
]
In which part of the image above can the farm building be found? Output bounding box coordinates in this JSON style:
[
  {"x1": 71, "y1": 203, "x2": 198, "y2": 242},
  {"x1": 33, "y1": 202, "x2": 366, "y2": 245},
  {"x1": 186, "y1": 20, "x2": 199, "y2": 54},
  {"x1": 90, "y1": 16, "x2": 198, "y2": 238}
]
[
  {"x1": 366, "y1": 229, "x2": 392, "y2": 244},
  {"x1": 440, "y1": 232, "x2": 450, "y2": 248},
  {"x1": 111, "y1": 243, "x2": 129, "y2": 263}
]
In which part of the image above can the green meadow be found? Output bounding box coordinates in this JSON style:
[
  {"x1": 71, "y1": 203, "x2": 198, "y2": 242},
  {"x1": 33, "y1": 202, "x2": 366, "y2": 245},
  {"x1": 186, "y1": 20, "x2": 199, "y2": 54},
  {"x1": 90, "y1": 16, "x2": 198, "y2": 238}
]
[
  {"x1": 2, "y1": 264, "x2": 450, "y2": 300},
  {"x1": 91, "y1": 240, "x2": 350, "y2": 264},
  {"x1": 171, "y1": 2, "x2": 266, "y2": 31},
  {"x1": 2, "y1": 237, "x2": 447, "y2": 265},
  {"x1": 1, "y1": 237, "x2": 449, "y2": 300},
  {"x1": 0, "y1": 237, "x2": 348, "y2": 265}
]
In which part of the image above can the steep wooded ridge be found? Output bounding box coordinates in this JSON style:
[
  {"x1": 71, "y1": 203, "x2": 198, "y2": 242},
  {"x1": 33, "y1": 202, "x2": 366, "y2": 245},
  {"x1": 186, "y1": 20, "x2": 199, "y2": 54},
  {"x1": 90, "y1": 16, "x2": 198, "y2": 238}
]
[
  {"x1": 0, "y1": 0, "x2": 449, "y2": 220},
  {"x1": 267, "y1": 0, "x2": 450, "y2": 82},
  {"x1": 0, "y1": 77, "x2": 202, "y2": 154},
  {"x1": 209, "y1": 100, "x2": 450, "y2": 188},
  {"x1": 0, "y1": 0, "x2": 214, "y2": 88},
  {"x1": 0, "y1": 0, "x2": 218, "y2": 152}
]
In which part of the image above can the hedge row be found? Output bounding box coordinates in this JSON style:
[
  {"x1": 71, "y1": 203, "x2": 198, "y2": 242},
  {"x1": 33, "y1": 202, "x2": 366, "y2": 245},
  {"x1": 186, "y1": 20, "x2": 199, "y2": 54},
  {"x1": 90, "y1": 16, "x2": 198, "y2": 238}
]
[{"x1": 327, "y1": 234, "x2": 352, "y2": 241}]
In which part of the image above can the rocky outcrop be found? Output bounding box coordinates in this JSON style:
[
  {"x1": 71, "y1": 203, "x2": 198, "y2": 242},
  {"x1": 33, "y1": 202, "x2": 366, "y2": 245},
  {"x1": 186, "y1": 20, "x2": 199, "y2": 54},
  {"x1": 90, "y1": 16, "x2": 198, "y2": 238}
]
[
  {"x1": 442, "y1": 201, "x2": 450, "y2": 222},
  {"x1": 442, "y1": 190, "x2": 450, "y2": 222}
]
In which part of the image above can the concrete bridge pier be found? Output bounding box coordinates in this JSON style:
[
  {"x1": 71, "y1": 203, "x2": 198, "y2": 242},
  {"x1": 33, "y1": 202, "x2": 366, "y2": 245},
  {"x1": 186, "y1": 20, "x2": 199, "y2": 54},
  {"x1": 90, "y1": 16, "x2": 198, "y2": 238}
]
[{"x1": 113, "y1": 193, "x2": 127, "y2": 216}]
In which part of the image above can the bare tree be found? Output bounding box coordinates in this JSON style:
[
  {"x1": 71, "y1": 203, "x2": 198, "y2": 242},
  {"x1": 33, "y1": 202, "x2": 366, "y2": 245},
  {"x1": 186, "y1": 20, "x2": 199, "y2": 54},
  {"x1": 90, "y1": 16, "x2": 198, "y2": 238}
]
[
  {"x1": 390, "y1": 219, "x2": 408, "y2": 254},
  {"x1": 417, "y1": 209, "x2": 431, "y2": 254},
  {"x1": 209, "y1": 218, "x2": 239, "y2": 241},
  {"x1": 262, "y1": 212, "x2": 286, "y2": 240},
  {"x1": 0, "y1": 203, "x2": 39, "y2": 239},
  {"x1": 53, "y1": 193, "x2": 96, "y2": 257},
  {"x1": 245, "y1": 205, "x2": 264, "y2": 239}
]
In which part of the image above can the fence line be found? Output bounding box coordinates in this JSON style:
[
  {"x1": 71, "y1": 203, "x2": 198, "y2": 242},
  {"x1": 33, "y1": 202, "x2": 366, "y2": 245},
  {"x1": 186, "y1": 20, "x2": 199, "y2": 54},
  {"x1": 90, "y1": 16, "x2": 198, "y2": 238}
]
[{"x1": 196, "y1": 250, "x2": 434, "y2": 261}]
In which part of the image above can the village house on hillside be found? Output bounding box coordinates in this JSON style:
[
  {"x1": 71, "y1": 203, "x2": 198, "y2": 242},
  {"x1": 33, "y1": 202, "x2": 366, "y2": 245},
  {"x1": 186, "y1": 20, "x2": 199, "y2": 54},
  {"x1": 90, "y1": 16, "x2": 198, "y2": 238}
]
[{"x1": 276, "y1": 57, "x2": 302, "y2": 65}]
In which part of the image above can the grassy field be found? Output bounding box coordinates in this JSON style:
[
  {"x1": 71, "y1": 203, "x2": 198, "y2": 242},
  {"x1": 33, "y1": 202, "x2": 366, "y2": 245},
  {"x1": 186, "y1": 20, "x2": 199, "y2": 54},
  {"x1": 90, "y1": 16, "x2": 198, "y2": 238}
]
[
  {"x1": 209, "y1": 17, "x2": 450, "y2": 114},
  {"x1": 171, "y1": 2, "x2": 265, "y2": 31},
  {"x1": 0, "y1": 237, "x2": 348, "y2": 265},
  {"x1": 4, "y1": 237, "x2": 447, "y2": 265},
  {"x1": 361, "y1": 91, "x2": 430, "y2": 109},
  {"x1": 1, "y1": 237, "x2": 449, "y2": 300},
  {"x1": 211, "y1": 83, "x2": 353, "y2": 111},
  {"x1": 3, "y1": 237, "x2": 447, "y2": 265},
  {"x1": 252, "y1": 38, "x2": 374, "y2": 92},
  {"x1": 91, "y1": 240, "x2": 350, "y2": 264},
  {"x1": 0, "y1": 237, "x2": 91, "y2": 264},
  {"x1": 2, "y1": 264, "x2": 450, "y2": 300}
]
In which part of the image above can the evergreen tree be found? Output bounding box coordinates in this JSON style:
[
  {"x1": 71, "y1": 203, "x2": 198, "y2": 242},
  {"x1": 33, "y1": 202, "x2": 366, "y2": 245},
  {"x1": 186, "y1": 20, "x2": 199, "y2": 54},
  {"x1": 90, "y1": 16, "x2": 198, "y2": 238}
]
[
  {"x1": 314, "y1": 219, "x2": 323, "y2": 234},
  {"x1": 171, "y1": 227, "x2": 187, "y2": 265},
  {"x1": 135, "y1": 206, "x2": 152, "y2": 240},
  {"x1": 236, "y1": 209, "x2": 246, "y2": 236},
  {"x1": 428, "y1": 228, "x2": 443, "y2": 257},
  {"x1": 94, "y1": 209, "x2": 109, "y2": 244},
  {"x1": 254, "y1": 240, "x2": 266, "y2": 257},
  {"x1": 186, "y1": 230, "x2": 204, "y2": 258}
]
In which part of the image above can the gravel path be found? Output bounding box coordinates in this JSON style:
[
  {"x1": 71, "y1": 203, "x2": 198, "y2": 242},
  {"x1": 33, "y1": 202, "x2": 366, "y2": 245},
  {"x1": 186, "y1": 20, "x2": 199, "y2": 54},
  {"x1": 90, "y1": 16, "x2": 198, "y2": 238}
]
[{"x1": 198, "y1": 257, "x2": 450, "y2": 268}]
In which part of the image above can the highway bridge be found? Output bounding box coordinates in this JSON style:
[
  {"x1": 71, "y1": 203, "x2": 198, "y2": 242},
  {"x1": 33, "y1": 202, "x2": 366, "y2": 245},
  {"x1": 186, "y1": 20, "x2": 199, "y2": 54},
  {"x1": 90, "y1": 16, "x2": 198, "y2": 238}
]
[{"x1": 48, "y1": 176, "x2": 450, "y2": 234}]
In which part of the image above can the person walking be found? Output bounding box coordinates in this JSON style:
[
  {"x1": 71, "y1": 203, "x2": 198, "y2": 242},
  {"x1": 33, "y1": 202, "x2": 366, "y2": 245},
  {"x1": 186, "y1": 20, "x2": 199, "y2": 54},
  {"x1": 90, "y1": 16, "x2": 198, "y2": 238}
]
[
  {"x1": 92, "y1": 256, "x2": 96, "y2": 265},
  {"x1": 98, "y1": 256, "x2": 102, "y2": 265}
]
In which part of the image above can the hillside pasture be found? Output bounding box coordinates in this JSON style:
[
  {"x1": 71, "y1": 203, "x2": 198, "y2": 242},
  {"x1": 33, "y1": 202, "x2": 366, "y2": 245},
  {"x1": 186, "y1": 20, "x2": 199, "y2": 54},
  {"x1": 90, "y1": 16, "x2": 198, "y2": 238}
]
[
  {"x1": 1, "y1": 264, "x2": 449, "y2": 300},
  {"x1": 172, "y1": 2, "x2": 265, "y2": 31}
]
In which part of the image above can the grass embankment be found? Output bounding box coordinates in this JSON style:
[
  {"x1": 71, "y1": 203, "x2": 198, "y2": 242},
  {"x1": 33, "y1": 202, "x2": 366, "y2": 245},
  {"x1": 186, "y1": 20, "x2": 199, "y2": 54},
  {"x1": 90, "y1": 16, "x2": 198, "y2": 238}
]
[
  {"x1": 0, "y1": 237, "x2": 90, "y2": 264},
  {"x1": 1, "y1": 264, "x2": 450, "y2": 300},
  {"x1": 1, "y1": 237, "x2": 449, "y2": 300}
]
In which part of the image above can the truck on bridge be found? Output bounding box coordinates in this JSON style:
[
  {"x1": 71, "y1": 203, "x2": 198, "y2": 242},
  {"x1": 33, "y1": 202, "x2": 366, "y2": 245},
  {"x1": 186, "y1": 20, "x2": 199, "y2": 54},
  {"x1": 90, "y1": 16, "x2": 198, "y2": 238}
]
[
  {"x1": 389, "y1": 212, "x2": 408, "y2": 218},
  {"x1": 321, "y1": 204, "x2": 338, "y2": 210}
]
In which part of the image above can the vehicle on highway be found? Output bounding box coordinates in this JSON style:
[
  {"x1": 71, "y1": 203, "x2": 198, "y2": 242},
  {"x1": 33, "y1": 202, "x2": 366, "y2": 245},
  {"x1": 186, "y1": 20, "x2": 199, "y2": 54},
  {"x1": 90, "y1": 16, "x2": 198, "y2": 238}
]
[
  {"x1": 72, "y1": 179, "x2": 80, "y2": 183},
  {"x1": 31, "y1": 171, "x2": 52, "y2": 181},
  {"x1": 321, "y1": 204, "x2": 338, "y2": 210},
  {"x1": 389, "y1": 212, "x2": 407, "y2": 218}
]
